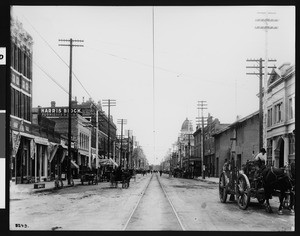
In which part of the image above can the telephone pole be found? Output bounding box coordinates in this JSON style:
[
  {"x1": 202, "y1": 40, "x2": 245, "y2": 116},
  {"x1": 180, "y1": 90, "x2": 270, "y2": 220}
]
[
  {"x1": 197, "y1": 101, "x2": 207, "y2": 179},
  {"x1": 102, "y1": 99, "x2": 116, "y2": 160},
  {"x1": 58, "y1": 38, "x2": 83, "y2": 185},
  {"x1": 117, "y1": 119, "x2": 127, "y2": 168},
  {"x1": 255, "y1": 11, "x2": 278, "y2": 149},
  {"x1": 246, "y1": 58, "x2": 276, "y2": 150},
  {"x1": 126, "y1": 130, "x2": 133, "y2": 169}
]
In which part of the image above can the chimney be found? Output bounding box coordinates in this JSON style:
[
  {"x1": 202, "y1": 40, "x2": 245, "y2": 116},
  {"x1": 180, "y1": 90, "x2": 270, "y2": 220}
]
[
  {"x1": 82, "y1": 97, "x2": 85, "y2": 103},
  {"x1": 71, "y1": 99, "x2": 78, "y2": 106},
  {"x1": 51, "y1": 101, "x2": 56, "y2": 107}
]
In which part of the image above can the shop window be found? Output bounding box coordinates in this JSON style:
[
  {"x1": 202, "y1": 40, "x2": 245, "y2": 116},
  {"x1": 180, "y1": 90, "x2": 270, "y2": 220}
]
[
  {"x1": 267, "y1": 139, "x2": 272, "y2": 163},
  {"x1": 11, "y1": 87, "x2": 15, "y2": 116},
  {"x1": 15, "y1": 75, "x2": 20, "y2": 86},
  {"x1": 15, "y1": 90, "x2": 19, "y2": 117},
  {"x1": 267, "y1": 108, "x2": 273, "y2": 127},
  {"x1": 288, "y1": 97, "x2": 294, "y2": 120},
  {"x1": 274, "y1": 102, "x2": 283, "y2": 124},
  {"x1": 289, "y1": 135, "x2": 295, "y2": 155}
]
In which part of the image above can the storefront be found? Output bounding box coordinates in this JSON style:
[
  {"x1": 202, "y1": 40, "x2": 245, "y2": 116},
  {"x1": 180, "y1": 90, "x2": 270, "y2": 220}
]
[{"x1": 11, "y1": 129, "x2": 35, "y2": 184}]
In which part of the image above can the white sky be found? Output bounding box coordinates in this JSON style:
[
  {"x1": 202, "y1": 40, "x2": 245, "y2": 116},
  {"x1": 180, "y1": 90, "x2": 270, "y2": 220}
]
[{"x1": 11, "y1": 6, "x2": 295, "y2": 165}]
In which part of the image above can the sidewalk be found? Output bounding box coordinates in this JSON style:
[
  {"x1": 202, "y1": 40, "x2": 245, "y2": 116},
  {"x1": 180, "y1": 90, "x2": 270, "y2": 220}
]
[
  {"x1": 195, "y1": 176, "x2": 219, "y2": 184},
  {"x1": 10, "y1": 179, "x2": 83, "y2": 195},
  {"x1": 10, "y1": 174, "x2": 148, "y2": 196}
]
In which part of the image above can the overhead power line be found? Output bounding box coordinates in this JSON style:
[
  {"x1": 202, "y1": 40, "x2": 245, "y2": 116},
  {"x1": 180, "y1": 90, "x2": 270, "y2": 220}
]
[
  {"x1": 22, "y1": 14, "x2": 94, "y2": 100},
  {"x1": 32, "y1": 59, "x2": 70, "y2": 96}
]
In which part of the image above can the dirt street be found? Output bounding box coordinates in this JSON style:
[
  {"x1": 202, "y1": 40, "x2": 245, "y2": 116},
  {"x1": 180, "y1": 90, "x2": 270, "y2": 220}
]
[{"x1": 10, "y1": 173, "x2": 294, "y2": 231}]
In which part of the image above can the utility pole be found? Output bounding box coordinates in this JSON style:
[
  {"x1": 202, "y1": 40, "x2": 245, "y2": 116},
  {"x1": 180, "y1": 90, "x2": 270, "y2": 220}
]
[
  {"x1": 126, "y1": 130, "x2": 132, "y2": 169},
  {"x1": 58, "y1": 38, "x2": 83, "y2": 185},
  {"x1": 117, "y1": 119, "x2": 127, "y2": 168},
  {"x1": 186, "y1": 132, "x2": 193, "y2": 176},
  {"x1": 246, "y1": 58, "x2": 276, "y2": 150},
  {"x1": 255, "y1": 11, "x2": 278, "y2": 149},
  {"x1": 197, "y1": 101, "x2": 207, "y2": 179},
  {"x1": 102, "y1": 99, "x2": 116, "y2": 160}
]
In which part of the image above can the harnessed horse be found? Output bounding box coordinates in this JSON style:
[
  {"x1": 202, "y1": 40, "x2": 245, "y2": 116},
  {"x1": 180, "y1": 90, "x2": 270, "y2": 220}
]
[{"x1": 260, "y1": 163, "x2": 295, "y2": 214}]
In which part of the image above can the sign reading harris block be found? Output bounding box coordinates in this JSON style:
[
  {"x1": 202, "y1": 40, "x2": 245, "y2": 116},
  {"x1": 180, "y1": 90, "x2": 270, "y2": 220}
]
[{"x1": 40, "y1": 107, "x2": 82, "y2": 116}]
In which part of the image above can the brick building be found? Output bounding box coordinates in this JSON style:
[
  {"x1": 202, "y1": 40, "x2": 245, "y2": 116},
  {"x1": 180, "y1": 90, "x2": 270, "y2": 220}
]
[
  {"x1": 193, "y1": 114, "x2": 229, "y2": 177},
  {"x1": 34, "y1": 103, "x2": 91, "y2": 177},
  {"x1": 10, "y1": 18, "x2": 34, "y2": 183}
]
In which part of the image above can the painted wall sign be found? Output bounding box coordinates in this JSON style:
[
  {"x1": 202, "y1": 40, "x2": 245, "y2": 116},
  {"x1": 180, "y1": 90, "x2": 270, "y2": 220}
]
[{"x1": 40, "y1": 107, "x2": 82, "y2": 116}]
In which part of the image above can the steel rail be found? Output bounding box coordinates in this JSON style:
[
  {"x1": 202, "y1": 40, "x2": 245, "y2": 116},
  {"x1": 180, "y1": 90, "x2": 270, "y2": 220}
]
[
  {"x1": 156, "y1": 173, "x2": 186, "y2": 231},
  {"x1": 122, "y1": 174, "x2": 153, "y2": 230}
]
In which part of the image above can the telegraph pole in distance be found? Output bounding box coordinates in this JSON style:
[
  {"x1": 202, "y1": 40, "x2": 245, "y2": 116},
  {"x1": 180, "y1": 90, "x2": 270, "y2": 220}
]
[
  {"x1": 117, "y1": 119, "x2": 127, "y2": 168},
  {"x1": 246, "y1": 58, "x2": 276, "y2": 150},
  {"x1": 126, "y1": 129, "x2": 132, "y2": 169},
  {"x1": 59, "y1": 38, "x2": 83, "y2": 185},
  {"x1": 102, "y1": 99, "x2": 116, "y2": 160},
  {"x1": 197, "y1": 101, "x2": 207, "y2": 179}
]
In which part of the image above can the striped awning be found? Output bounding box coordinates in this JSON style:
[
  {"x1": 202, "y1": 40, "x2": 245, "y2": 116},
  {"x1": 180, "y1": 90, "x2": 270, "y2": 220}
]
[{"x1": 71, "y1": 160, "x2": 79, "y2": 169}]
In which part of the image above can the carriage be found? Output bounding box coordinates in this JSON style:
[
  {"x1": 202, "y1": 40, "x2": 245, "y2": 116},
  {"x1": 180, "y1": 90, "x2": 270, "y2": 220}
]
[
  {"x1": 110, "y1": 169, "x2": 132, "y2": 189},
  {"x1": 219, "y1": 160, "x2": 265, "y2": 210},
  {"x1": 79, "y1": 167, "x2": 98, "y2": 185},
  {"x1": 219, "y1": 159, "x2": 295, "y2": 213}
]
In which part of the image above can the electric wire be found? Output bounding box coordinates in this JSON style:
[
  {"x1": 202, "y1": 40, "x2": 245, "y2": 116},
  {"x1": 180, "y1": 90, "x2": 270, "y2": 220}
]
[{"x1": 22, "y1": 14, "x2": 94, "y2": 100}]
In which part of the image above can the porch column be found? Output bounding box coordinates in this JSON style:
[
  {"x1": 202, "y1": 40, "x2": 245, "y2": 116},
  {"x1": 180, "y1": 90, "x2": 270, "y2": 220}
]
[
  {"x1": 44, "y1": 147, "x2": 48, "y2": 179},
  {"x1": 272, "y1": 138, "x2": 276, "y2": 166},
  {"x1": 88, "y1": 133, "x2": 91, "y2": 169},
  {"x1": 34, "y1": 144, "x2": 37, "y2": 183},
  {"x1": 39, "y1": 145, "x2": 42, "y2": 182},
  {"x1": 283, "y1": 136, "x2": 289, "y2": 165}
]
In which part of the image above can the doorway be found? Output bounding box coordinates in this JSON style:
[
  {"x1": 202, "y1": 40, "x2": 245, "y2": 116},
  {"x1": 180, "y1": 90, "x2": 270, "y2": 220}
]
[{"x1": 279, "y1": 138, "x2": 284, "y2": 168}]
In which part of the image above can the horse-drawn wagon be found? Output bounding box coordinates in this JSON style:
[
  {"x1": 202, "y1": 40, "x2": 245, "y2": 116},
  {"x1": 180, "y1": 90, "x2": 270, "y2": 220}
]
[
  {"x1": 219, "y1": 159, "x2": 295, "y2": 214},
  {"x1": 110, "y1": 168, "x2": 132, "y2": 189},
  {"x1": 79, "y1": 167, "x2": 98, "y2": 185}
]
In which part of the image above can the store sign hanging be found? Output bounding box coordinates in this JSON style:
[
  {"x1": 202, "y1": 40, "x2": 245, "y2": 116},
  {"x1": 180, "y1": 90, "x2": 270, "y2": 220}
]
[{"x1": 40, "y1": 107, "x2": 82, "y2": 116}]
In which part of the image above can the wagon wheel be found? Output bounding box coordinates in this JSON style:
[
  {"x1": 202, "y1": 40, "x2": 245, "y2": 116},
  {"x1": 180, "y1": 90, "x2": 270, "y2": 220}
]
[
  {"x1": 236, "y1": 174, "x2": 251, "y2": 210},
  {"x1": 219, "y1": 172, "x2": 228, "y2": 203},
  {"x1": 257, "y1": 197, "x2": 265, "y2": 205}
]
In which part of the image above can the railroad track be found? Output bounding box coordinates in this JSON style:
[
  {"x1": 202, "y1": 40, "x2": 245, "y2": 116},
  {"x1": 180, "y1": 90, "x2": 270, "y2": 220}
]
[{"x1": 123, "y1": 173, "x2": 185, "y2": 231}]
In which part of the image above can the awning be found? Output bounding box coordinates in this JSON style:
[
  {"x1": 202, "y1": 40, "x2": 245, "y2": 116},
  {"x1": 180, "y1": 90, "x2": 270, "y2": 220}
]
[
  {"x1": 92, "y1": 154, "x2": 101, "y2": 160},
  {"x1": 71, "y1": 160, "x2": 79, "y2": 169},
  {"x1": 61, "y1": 149, "x2": 67, "y2": 163},
  {"x1": 99, "y1": 158, "x2": 118, "y2": 167},
  {"x1": 109, "y1": 158, "x2": 119, "y2": 167},
  {"x1": 34, "y1": 137, "x2": 49, "y2": 146},
  {"x1": 79, "y1": 150, "x2": 89, "y2": 157},
  {"x1": 60, "y1": 143, "x2": 68, "y2": 149},
  {"x1": 49, "y1": 144, "x2": 59, "y2": 162}
]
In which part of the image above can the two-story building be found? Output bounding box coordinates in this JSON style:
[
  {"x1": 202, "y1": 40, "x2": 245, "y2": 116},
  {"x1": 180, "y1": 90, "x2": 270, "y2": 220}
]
[
  {"x1": 34, "y1": 102, "x2": 92, "y2": 177},
  {"x1": 193, "y1": 114, "x2": 229, "y2": 177},
  {"x1": 265, "y1": 63, "x2": 295, "y2": 167}
]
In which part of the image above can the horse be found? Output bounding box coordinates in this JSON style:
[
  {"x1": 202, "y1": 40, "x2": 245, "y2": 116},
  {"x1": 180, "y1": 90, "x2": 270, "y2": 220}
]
[
  {"x1": 260, "y1": 163, "x2": 295, "y2": 215},
  {"x1": 283, "y1": 162, "x2": 295, "y2": 211}
]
